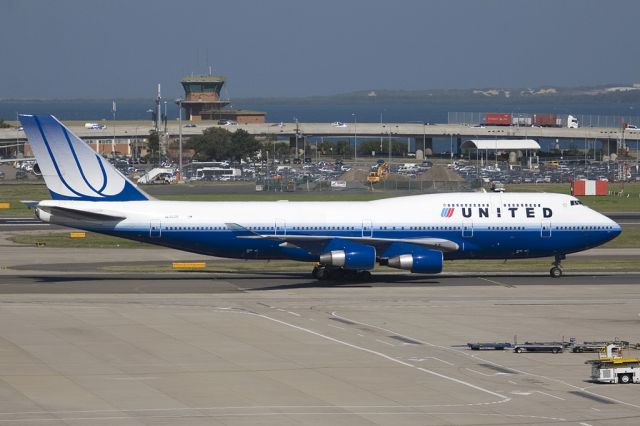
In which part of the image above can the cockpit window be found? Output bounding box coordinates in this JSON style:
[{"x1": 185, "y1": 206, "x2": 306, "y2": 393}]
[{"x1": 570, "y1": 200, "x2": 583, "y2": 206}]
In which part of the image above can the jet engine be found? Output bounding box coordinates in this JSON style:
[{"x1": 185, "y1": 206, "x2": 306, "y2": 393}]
[
  {"x1": 319, "y1": 240, "x2": 376, "y2": 270},
  {"x1": 383, "y1": 243, "x2": 443, "y2": 274}
]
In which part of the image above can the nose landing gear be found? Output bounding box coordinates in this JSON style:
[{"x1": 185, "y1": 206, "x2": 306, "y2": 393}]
[{"x1": 550, "y1": 254, "x2": 565, "y2": 278}]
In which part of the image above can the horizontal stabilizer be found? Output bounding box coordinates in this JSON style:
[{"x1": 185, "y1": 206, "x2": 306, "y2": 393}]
[
  {"x1": 20, "y1": 200, "x2": 40, "y2": 209},
  {"x1": 40, "y1": 206, "x2": 126, "y2": 222}
]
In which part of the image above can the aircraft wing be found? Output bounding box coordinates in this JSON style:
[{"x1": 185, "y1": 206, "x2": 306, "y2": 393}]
[
  {"x1": 227, "y1": 223, "x2": 459, "y2": 253},
  {"x1": 261, "y1": 234, "x2": 459, "y2": 253}
]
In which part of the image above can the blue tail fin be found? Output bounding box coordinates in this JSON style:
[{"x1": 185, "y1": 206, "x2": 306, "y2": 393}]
[{"x1": 19, "y1": 114, "x2": 149, "y2": 202}]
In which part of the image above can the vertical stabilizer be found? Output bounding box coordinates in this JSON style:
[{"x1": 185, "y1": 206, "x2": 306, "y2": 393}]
[{"x1": 19, "y1": 114, "x2": 149, "y2": 201}]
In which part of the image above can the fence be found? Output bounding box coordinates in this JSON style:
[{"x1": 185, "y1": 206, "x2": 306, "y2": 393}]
[{"x1": 448, "y1": 112, "x2": 640, "y2": 129}]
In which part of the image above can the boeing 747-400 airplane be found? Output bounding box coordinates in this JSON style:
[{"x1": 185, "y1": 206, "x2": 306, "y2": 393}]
[{"x1": 19, "y1": 114, "x2": 621, "y2": 279}]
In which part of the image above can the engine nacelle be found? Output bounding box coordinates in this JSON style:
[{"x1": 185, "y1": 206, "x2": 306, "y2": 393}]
[
  {"x1": 383, "y1": 243, "x2": 443, "y2": 274},
  {"x1": 319, "y1": 240, "x2": 376, "y2": 270}
]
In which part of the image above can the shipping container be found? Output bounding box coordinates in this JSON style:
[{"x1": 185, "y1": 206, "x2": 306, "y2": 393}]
[
  {"x1": 512, "y1": 116, "x2": 532, "y2": 126},
  {"x1": 533, "y1": 113, "x2": 558, "y2": 127},
  {"x1": 485, "y1": 113, "x2": 512, "y2": 126}
]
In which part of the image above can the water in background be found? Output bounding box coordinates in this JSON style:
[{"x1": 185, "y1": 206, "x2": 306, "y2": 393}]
[
  {"x1": 2, "y1": 99, "x2": 639, "y2": 123},
  {"x1": 3, "y1": 98, "x2": 639, "y2": 154}
]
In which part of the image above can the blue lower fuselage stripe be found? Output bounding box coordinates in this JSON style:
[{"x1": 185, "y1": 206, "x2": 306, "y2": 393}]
[{"x1": 79, "y1": 224, "x2": 619, "y2": 261}]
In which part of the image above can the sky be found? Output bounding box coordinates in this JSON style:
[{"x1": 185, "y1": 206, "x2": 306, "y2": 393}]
[{"x1": 2, "y1": 0, "x2": 639, "y2": 99}]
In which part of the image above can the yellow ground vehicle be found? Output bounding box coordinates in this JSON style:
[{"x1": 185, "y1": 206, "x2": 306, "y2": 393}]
[
  {"x1": 588, "y1": 344, "x2": 640, "y2": 384},
  {"x1": 367, "y1": 162, "x2": 389, "y2": 183}
]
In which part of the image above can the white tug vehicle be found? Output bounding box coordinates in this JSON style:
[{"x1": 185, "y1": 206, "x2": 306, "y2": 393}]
[{"x1": 588, "y1": 344, "x2": 640, "y2": 384}]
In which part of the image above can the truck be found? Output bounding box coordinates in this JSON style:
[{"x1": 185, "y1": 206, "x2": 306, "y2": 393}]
[
  {"x1": 588, "y1": 344, "x2": 640, "y2": 384},
  {"x1": 533, "y1": 113, "x2": 579, "y2": 128},
  {"x1": 481, "y1": 113, "x2": 578, "y2": 128},
  {"x1": 84, "y1": 122, "x2": 106, "y2": 130}
]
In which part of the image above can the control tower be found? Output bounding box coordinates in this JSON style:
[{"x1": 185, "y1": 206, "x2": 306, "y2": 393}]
[{"x1": 180, "y1": 75, "x2": 265, "y2": 123}]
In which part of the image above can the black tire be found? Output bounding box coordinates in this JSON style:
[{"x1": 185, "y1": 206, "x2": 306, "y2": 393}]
[
  {"x1": 515, "y1": 347, "x2": 524, "y2": 353},
  {"x1": 620, "y1": 374, "x2": 632, "y2": 384},
  {"x1": 358, "y1": 270, "x2": 372, "y2": 281},
  {"x1": 550, "y1": 267, "x2": 562, "y2": 278},
  {"x1": 311, "y1": 266, "x2": 319, "y2": 278},
  {"x1": 552, "y1": 348, "x2": 560, "y2": 354},
  {"x1": 316, "y1": 268, "x2": 327, "y2": 280}
]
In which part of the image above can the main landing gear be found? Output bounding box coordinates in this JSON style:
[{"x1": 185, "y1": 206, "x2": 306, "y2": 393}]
[
  {"x1": 550, "y1": 254, "x2": 565, "y2": 278},
  {"x1": 312, "y1": 265, "x2": 372, "y2": 281}
]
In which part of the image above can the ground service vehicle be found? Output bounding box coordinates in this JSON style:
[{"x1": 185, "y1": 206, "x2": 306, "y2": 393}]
[
  {"x1": 513, "y1": 342, "x2": 564, "y2": 354},
  {"x1": 367, "y1": 162, "x2": 389, "y2": 183},
  {"x1": 589, "y1": 344, "x2": 640, "y2": 384}
]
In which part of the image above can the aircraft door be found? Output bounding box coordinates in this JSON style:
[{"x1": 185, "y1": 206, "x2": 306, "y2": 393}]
[
  {"x1": 541, "y1": 221, "x2": 552, "y2": 238},
  {"x1": 362, "y1": 219, "x2": 373, "y2": 237},
  {"x1": 149, "y1": 219, "x2": 162, "y2": 238},
  {"x1": 462, "y1": 221, "x2": 474, "y2": 238},
  {"x1": 275, "y1": 219, "x2": 286, "y2": 236}
]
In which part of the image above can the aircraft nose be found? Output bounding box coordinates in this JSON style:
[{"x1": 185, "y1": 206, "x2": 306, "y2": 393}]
[{"x1": 612, "y1": 222, "x2": 622, "y2": 237}]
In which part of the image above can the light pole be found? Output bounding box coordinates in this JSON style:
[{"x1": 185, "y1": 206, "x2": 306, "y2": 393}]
[
  {"x1": 379, "y1": 111, "x2": 384, "y2": 152},
  {"x1": 388, "y1": 129, "x2": 391, "y2": 164},
  {"x1": 352, "y1": 113, "x2": 357, "y2": 163},
  {"x1": 175, "y1": 98, "x2": 183, "y2": 182},
  {"x1": 294, "y1": 117, "x2": 299, "y2": 160},
  {"x1": 352, "y1": 113, "x2": 358, "y2": 162},
  {"x1": 111, "y1": 100, "x2": 116, "y2": 157},
  {"x1": 163, "y1": 101, "x2": 168, "y2": 135},
  {"x1": 423, "y1": 122, "x2": 426, "y2": 158}
]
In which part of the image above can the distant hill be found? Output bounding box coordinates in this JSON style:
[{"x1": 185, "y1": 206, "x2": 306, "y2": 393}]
[{"x1": 237, "y1": 83, "x2": 640, "y2": 105}]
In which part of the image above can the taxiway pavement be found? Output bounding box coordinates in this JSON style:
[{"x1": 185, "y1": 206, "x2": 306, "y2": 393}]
[{"x1": 0, "y1": 240, "x2": 639, "y2": 425}]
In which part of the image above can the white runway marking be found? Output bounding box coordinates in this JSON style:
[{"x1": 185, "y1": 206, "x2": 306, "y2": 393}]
[
  {"x1": 467, "y1": 368, "x2": 509, "y2": 377},
  {"x1": 535, "y1": 391, "x2": 565, "y2": 401},
  {"x1": 375, "y1": 339, "x2": 395, "y2": 347},
  {"x1": 329, "y1": 312, "x2": 640, "y2": 410},
  {"x1": 409, "y1": 357, "x2": 454, "y2": 366},
  {"x1": 252, "y1": 311, "x2": 510, "y2": 405},
  {"x1": 479, "y1": 277, "x2": 515, "y2": 288}
]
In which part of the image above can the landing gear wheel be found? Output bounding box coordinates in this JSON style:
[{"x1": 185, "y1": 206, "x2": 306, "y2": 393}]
[
  {"x1": 313, "y1": 266, "x2": 329, "y2": 280},
  {"x1": 550, "y1": 254, "x2": 565, "y2": 278},
  {"x1": 357, "y1": 270, "x2": 372, "y2": 281}
]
